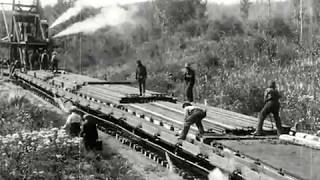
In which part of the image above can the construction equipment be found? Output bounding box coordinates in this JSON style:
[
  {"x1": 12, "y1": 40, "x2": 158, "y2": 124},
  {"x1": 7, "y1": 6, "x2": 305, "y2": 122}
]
[{"x1": 0, "y1": 0, "x2": 50, "y2": 71}]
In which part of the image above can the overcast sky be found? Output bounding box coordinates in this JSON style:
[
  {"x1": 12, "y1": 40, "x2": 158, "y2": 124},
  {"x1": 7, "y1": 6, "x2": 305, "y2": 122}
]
[{"x1": 0, "y1": 0, "x2": 285, "y2": 7}]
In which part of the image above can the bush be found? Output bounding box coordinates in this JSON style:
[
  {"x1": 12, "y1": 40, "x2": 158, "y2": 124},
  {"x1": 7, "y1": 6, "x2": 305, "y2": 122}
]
[{"x1": 277, "y1": 44, "x2": 298, "y2": 66}]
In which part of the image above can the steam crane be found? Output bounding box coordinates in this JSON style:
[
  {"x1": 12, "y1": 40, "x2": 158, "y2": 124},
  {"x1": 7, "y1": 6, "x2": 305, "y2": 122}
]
[{"x1": 0, "y1": 0, "x2": 49, "y2": 70}]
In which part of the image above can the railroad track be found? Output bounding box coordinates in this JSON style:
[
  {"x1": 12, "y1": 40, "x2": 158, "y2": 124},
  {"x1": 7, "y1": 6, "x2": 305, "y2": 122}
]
[
  {"x1": 12, "y1": 71, "x2": 303, "y2": 180},
  {"x1": 11, "y1": 75, "x2": 243, "y2": 180}
]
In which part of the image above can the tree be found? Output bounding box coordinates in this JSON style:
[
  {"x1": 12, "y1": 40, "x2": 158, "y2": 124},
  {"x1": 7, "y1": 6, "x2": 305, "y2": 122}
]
[
  {"x1": 154, "y1": 0, "x2": 207, "y2": 34},
  {"x1": 240, "y1": 0, "x2": 251, "y2": 21}
]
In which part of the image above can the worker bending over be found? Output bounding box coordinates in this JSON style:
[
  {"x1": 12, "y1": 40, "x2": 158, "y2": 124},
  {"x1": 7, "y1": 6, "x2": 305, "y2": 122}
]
[
  {"x1": 178, "y1": 102, "x2": 206, "y2": 142},
  {"x1": 80, "y1": 114, "x2": 98, "y2": 151},
  {"x1": 253, "y1": 81, "x2": 282, "y2": 136},
  {"x1": 62, "y1": 106, "x2": 81, "y2": 137}
]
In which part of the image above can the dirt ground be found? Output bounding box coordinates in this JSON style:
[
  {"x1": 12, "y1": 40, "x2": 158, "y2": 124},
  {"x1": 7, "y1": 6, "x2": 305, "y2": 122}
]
[
  {"x1": 220, "y1": 140, "x2": 320, "y2": 180},
  {"x1": 0, "y1": 79, "x2": 181, "y2": 180}
]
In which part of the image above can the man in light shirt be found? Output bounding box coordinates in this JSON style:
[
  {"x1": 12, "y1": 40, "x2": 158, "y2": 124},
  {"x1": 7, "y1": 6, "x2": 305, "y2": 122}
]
[
  {"x1": 62, "y1": 106, "x2": 82, "y2": 137},
  {"x1": 178, "y1": 102, "x2": 206, "y2": 141}
]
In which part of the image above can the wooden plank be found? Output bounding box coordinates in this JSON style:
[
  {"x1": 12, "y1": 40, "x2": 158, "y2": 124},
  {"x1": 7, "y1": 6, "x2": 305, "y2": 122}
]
[
  {"x1": 152, "y1": 102, "x2": 254, "y2": 130},
  {"x1": 157, "y1": 101, "x2": 274, "y2": 130}
]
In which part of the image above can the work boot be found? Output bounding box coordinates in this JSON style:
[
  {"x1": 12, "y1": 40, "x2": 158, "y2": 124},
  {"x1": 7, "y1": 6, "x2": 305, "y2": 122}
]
[{"x1": 251, "y1": 131, "x2": 263, "y2": 136}]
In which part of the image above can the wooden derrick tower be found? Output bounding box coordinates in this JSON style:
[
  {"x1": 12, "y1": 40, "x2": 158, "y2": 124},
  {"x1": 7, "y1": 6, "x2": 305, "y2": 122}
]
[{"x1": 0, "y1": 0, "x2": 49, "y2": 70}]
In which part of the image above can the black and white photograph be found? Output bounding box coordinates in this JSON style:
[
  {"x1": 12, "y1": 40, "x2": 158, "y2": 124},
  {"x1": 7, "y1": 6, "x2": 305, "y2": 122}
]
[{"x1": 0, "y1": 0, "x2": 319, "y2": 179}]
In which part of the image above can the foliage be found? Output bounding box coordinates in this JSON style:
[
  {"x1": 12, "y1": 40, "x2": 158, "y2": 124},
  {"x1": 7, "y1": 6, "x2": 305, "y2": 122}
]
[
  {"x1": 240, "y1": 0, "x2": 251, "y2": 21},
  {"x1": 207, "y1": 16, "x2": 244, "y2": 41},
  {"x1": 0, "y1": 92, "x2": 144, "y2": 179}
]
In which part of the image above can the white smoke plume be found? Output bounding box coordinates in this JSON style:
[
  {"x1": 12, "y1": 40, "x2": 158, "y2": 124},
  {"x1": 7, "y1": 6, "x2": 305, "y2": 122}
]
[
  {"x1": 50, "y1": 0, "x2": 150, "y2": 28},
  {"x1": 53, "y1": 5, "x2": 137, "y2": 38}
]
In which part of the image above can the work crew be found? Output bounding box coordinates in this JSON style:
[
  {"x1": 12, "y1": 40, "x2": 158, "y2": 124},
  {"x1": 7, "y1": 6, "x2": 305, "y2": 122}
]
[
  {"x1": 51, "y1": 51, "x2": 59, "y2": 73},
  {"x1": 40, "y1": 50, "x2": 49, "y2": 70},
  {"x1": 62, "y1": 106, "x2": 81, "y2": 137},
  {"x1": 184, "y1": 63, "x2": 195, "y2": 102},
  {"x1": 178, "y1": 102, "x2": 206, "y2": 142},
  {"x1": 136, "y1": 60, "x2": 147, "y2": 96},
  {"x1": 252, "y1": 81, "x2": 282, "y2": 136},
  {"x1": 80, "y1": 114, "x2": 99, "y2": 151}
]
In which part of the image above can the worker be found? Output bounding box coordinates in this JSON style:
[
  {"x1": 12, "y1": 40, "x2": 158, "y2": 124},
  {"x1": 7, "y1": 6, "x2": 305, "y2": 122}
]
[
  {"x1": 40, "y1": 50, "x2": 49, "y2": 70},
  {"x1": 178, "y1": 102, "x2": 206, "y2": 142},
  {"x1": 62, "y1": 106, "x2": 82, "y2": 137},
  {"x1": 135, "y1": 60, "x2": 147, "y2": 96},
  {"x1": 80, "y1": 114, "x2": 98, "y2": 151},
  {"x1": 184, "y1": 63, "x2": 195, "y2": 102},
  {"x1": 9, "y1": 60, "x2": 19, "y2": 78},
  {"x1": 167, "y1": 73, "x2": 175, "y2": 96},
  {"x1": 51, "y1": 51, "x2": 59, "y2": 73},
  {"x1": 29, "y1": 49, "x2": 40, "y2": 70},
  {"x1": 252, "y1": 81, "x2": 282, "y2": 136}
]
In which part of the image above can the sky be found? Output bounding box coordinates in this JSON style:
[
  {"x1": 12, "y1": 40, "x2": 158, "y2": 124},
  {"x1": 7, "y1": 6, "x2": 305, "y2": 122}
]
[{"x1": 0, "y1": 0, "x2": 285, "y2": 8}]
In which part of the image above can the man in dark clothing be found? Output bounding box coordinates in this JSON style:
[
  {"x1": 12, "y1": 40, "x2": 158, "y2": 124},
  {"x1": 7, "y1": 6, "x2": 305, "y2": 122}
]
[
  {"x1": 30, "y1": 49, "x2": 40, "y2": 70},
  {"x1": 184, "y1": 63, "x2": 195, "y2": 102},
  {"x1": 136, "y1": 60, "x2": 147, "y2": 96},
  {"x1": 51, "y1": 51, "x2": 59, "y2": 73},
  {"x1": 40, "y1": 50, "x2": 49, "y2": 70},
  {"x1": 178, "y1": 102, "x2": 206, "y2": 142},
  {"x1": 252, "y1": 81, "x2": 282, "y2": 136},
  {"x1": 80, "y1": 114, "x2": 98, "y2": 151}
]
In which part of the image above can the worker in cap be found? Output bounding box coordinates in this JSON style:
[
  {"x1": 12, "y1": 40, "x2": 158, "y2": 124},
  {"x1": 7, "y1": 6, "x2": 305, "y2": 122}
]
[
  {"x1": 183, "y1": 62, "x2": 195, "y2": 102},
  {"x1": 62, "y1": 106, "x2": 81, "y2": 137},
  {"x1": 252, "y1": 80, "x2": 282, "y2": 136},
  {"x1": 51, "y1": 50, "x2": 59, "y2": 73},
  {"x1": 136, "y1": 60, "x2": 147, "y2": 96},
  {"x1": 80, "y1": 114, "x2": 98, "y2": 151},
  {"x1": 178, "y1": 102, "x2": 206, "y2": 143}
]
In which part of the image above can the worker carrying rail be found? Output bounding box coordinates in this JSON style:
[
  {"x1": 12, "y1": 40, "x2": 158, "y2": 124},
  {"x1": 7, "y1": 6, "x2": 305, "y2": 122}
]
[
  {"x1": 178, "y1": 102, "x2": 206, "y2": 143},
  {"x1": 252, "y1": 81, "x2": 282, "y2": 136},
  {"x1": 136, "y1": 60, "x2": 147, "y2": 96}
]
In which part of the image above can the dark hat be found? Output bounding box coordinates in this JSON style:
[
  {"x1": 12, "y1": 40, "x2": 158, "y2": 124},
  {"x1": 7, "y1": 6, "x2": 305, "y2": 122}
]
[
  {"x1": 182, "y1": 102, "x2": 192, "y2": 109},
  {"x1": 269, "y1": 80, "x2": 276, "y2": 88}
]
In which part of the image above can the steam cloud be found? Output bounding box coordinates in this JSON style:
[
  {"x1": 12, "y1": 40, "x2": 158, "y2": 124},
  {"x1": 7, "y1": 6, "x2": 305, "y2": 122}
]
[
  {"x1": 53, "y1": 6, "x2": 137, "y2": 38},
  {"x1": 50, "y1": 0, "x2": 150, "y2": 29}
]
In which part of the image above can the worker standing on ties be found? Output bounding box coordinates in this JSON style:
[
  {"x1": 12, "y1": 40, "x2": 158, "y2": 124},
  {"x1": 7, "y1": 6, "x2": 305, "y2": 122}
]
[
  {"x1": 40, "y1": 50, "x2": 49, "y2": 70},
  {"x1": 178, "y1": 102, "x2": 206, "y2": 142},
  {"x1": 80, "y1": 114, "x2": 98, "y2": 151},
  {"x1": 136, "y1": 60, "x2": 147, "y2": 96},
  {"x1": 252, "y1": 81, "x2": 282, "y2": 136},
  {"x1": 184, "y1": 63, "x2": 195, "y2": 102},
  {"x1": 51, "y1": 51, "x2": 59, "y2": 73}
]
